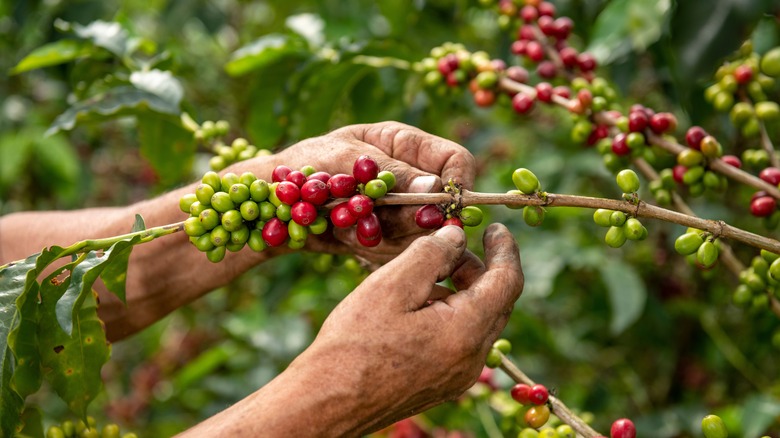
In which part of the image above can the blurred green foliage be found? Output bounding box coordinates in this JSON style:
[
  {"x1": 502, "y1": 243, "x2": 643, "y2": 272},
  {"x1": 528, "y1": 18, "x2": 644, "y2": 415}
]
[{"x1": 3, "y1": 0, "x2": 780, "y2": 436}]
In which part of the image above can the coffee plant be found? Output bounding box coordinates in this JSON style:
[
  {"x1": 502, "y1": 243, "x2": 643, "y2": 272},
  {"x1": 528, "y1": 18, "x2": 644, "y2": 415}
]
[{"x1": 2, "y1": 0, "x2": 780, "y2": 436}]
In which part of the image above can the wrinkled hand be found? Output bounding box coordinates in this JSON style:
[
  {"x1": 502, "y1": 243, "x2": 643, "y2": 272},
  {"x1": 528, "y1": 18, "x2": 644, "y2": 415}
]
[
  {"x1": 291, "y1": 223, "x2": 523, "y2": 434},
  {"x1": 275, "y1": 121, "x2": 476, "y2": 263}
]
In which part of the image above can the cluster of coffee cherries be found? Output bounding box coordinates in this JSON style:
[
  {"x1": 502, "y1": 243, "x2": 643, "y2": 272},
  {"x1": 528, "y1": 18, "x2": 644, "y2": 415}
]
[
  {"x1": 673, "y1": 228, "x2": 720, "y2": 270},
  {"x1": 180, "y1": 155, "x2": 395, "y2": 261},
  {"x1": 592, "y1": 170, "x2": 649, "y2": 248},
  {"x1": 413, "y1": 180, "x2": 485, "y2": 230},
  {"x1": 733, "y1": 249, "x2": 780, "y2": 312},
  {"x1": 45, "y1": 417, "x2": 136, "y2": 438},
  {"x1": 208, "y1": 137, "x2": 272, "y2": 172},
  {"x1": 751, "y1": 167, "x2": 780, "y2": 222},
  {"x1": 507, "y1": 167, "x2": 547, "y2": 227}
]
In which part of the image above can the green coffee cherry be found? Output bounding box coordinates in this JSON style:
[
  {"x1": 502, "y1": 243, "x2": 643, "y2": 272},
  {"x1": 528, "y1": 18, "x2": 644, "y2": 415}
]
[
  {"x1": 732, "y1": 284, "x2": 753, "y2": 306},
  {"x1": 210, "y1": 225, "x2": 230, "y2": 246},
  {"x1": 179, "y1": 193, "x2": 198, "y2": 213},
  {"x1": 221, "y1": 172, "x2": 240, "y2": 192},
  {"x1": 226, "y1": 241, "x2": 245, "y2": 252},
  {"x1": 230, "y1": 225, "x2": 250, "y2": 245},
  {"x1": 184, "y1": 217, "x2": 206, "y2": 237},
  {"x1": 459, "y1": 206, "x2": 484, "y2": 227},
  {"x1": 209, "y1": 156, "x2": 227, "y2": 171},
  {"x1": 202, "y1": 171, "x2": 222, "y2": 192},
  {"x1": 624, "y1": 218, "x2": 645, "y2": 240},
  {"x1": 309, "y1": 215, "x2": 328, "y2": 235},
  {"x1": 593, "y1": 209, "x2": 613, "y2": 227},
  {"x1": 512, "y1": 168, "x2": 540, "y2": 194},
  {"x1": 485, "y1": 347, "x2": 502, "y2": 368},
  {"x1": 696, "y1": 240, "x2": 719, "y2": 268},
  {"x1": 675, "y1": 232, "x2": 704, "y2": 255},
  {"x1": 377, "y1": 170, "x2": 396, "y2": 191},
  {"x1": 276, "y1": 203, "x2": 292, "y2": 222},
  {"x1": 701, "y1": 414, "x2": 728, "y2": 438},
  {"x1": 523, "y1": 206, "x2": 545, "y2": 227},
  {"x1": 769, "y1": 257, "x2": 780, "y2": 281},
  {"x1": 221, "y1": 209, "x2": 244, "y2": 232},
  {"x1": 191, "y1": 234, "x2": 215, "y2": 252},
  {"x1": 211, "y1": 192, "x2": 235, "y2": 213},
  {"x1": 605, "y1": 226, "x2": 627, "y2": 248},
  {"x1": 678, "y1": 149, "x2": 704, "y2": 167},
  {"x1": 616, "y1": 169, "x2": 640, "y2": 193},
  {"x1": 250, "y1": 179, "x2": 270, "y2": 202},
  {"x1": 259, "y1": 202, "x2": 276, "y2": 221},
  {"x1": 240, "y1": 200, "x2": 260, "y2": 221},
  {"x1": 198, "y1": 208, "x2": 220, "y2": 230},
  {"x1": 248, "y1": 229, "x2": 267, "y2": 252},
  {"x1": 492, "y1": 338, "x2": 511, "y2": 354},
  {"x1": 556, "y1": 425, "x2": 575, "y2": 438},
  {"x1": 683, "y1": 166, "x2": 705, "y2": 185},
  {"x1": 239, "y1": 171, "x2": 257, "y2": 187},
  {"x1": 46, "y1": 426, "x2": 65, "y2": 438},
  {"x1": 207, "y1": 245, "x2": 227, "y2": 262},
  {"x1": 288, "y1": 221, "x2": 308, "y2": 242},
  {"x1": 364, "y1": 179, "x2": 388, "y2": 199},
  {"x1": 762, "y1": 249, "x2": 780, "y2": 263},
  {"x1": 610, "y1": 211, "x2": 627, "y2": 227},
  {"x1": 268, "y1": 183, "x2": 282, "y2": 207},
  {"x1": 195, "y1": 184, "x2": 215, "y2": 205},
  {"x1": 300, "y1": 165, "x2": 317, "y2": 177},
  {"x1": 229, "y1": 183, "x2": 250, "y2": 204},
  {"x1": 288, "y1": 238, "x2": 306, "y2": 250},
  {"x1": 102, "y1": 424, "x2": 121, "y2": 438},
  {"x1": 189, "y1": 201, "x2": 207, "y2": 217}
]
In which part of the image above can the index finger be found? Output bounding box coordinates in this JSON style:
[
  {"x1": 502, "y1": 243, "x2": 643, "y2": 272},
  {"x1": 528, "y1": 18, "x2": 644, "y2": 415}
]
[{"x1": 337, "y1": 121, "x2": 476, "y2": 189}]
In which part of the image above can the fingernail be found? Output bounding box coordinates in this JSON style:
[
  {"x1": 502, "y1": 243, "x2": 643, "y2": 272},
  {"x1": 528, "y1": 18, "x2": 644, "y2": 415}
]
[
  {"x1": 409, "y1": 175, "x2": 437, "y2": 193},
  {"x1": 434, "y1": 225, "x2": 466, "y2": 247}
]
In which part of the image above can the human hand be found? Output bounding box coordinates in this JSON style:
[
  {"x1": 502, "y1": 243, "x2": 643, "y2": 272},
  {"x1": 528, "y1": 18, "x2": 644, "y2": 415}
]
[
  {"x1": 274, "y1": 121, "x2": 476, "y2": 263},
  {"x1": 289, "y1": 223, "x2": 523, "y2": 434}
]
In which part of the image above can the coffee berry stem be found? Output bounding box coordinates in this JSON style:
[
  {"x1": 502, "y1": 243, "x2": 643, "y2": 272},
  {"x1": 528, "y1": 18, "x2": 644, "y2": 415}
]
[
  {"x1": 498, "y1": 352, "x2": 602, "y2": 438},
  {"x1": 759, "y1": 121, "x2": 780, "y2": 168}
]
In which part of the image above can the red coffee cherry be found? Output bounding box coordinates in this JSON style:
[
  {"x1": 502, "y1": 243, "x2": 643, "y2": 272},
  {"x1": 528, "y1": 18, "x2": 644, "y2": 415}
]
[
  {"x1": 537, "y1": 15, "x2": 556, "y2": 36},
  {"x1": 759, "y1": 167, "x2": 780, "y2": 185},
  {"x1": 559, "y1": 47, "x2": 579, "y2": 68},
  {"x1": 538, "y1": 1, "x2": 556, "y2": 17},
  {"x1": 474, "y1": 89, "x2": 496, "y2": 107},
  {"x1": 511, "y1": 39, "x2": 528, "y2": 56},
  {"x1": 353, "y1": 155, "x2": 380, "y2": 184},
  {"x1": 672, "y1": 165, "x2": 688, "y2": 184},
  {"x1": 415, "y1": 204, "x2": 445, "y2": 229},
  {"x1": 577, "y1": 53, "x2": 597, "y2": 72},
  {"x1": 442, "y1": 217, "x2": 464, "y2": 228},
  {"x1": 272, "y1": 165, "x2": 292, "y2": 183},
  {"x1": 329, "y1": 173, "x2": 358, "y2": 198},
  {"x1": 685, "y1": 126, "x2": 707, "y2": 150},
  {"x1": 528, "y1": 384, "x2": 549, "y2": 405},
  {"x1": 525, "y1": 41, "x2": 545, "y2": 62},
  {"x1": 518, "y1": 25, "x2": 536, "y2": 41},
  {"x1": 611, "y1": 133, "x2": 630, "y2": 156},
  {"x1": 553, "y1": 85, "x2": 571, "y2": 99},
  {"x1": 506, "y1": 66, "x2": 530, "y2": 83},
  {"x1": 628, "y1": 110, "x2": 649, "y2": 132},
  {"x1": 356, "y1": 213, "x2": 382, "y2": 247},
  {"x1": 720, "y1": 155, "x2": 742, "y2": 168},
  {"x1": 537, "y1": 61, "x2": 557, "y2": 79},
  {"x1": 510, "y1": 383, "x2": 532, "y2": 405},
  {"x1": 520, "y1": 5, "x2": 539, "y2": 22},
  {"x1": 291, "y1": 201, "x2": 317, "y2": 226},
  {"x1": 751, "y1": 196, "x2": 777, "y2": 217},
  {"x1": 262, "y1": 218, "x2": 289, "y2": 247},
  {"x1": 275, "y1": 181, "x2": 301, "y2": 205},
  {"x1": 610, "y1": 418, "x2": 636, "y2": 438},
  {"x1": 512, "y1": 93, "x2": 536, "y2": 114},
  {"x1": 347, "y1": 194, "x2": 374, "y2": 219},
  {"x1": 553, "y1": 17, "x2": 574, "y2": 39},
  {"x1": 535, "y1": 82, "x2": 554, "y2": 102},
  {"x1": 300, "y1": 179, "x2": 330, "y2": 205},
  {"x1": 308, "y1": 171, "x2": 332, "y2": 183},
  {"x1": 330, "y1": 202, "x2": 357, "y2": 228},
  {"x1": 734, "y1": 64, "x2": 754, "y2": 84},
  {"x1": 286, "y1": 170, "x2": 307, "y2": 188}
]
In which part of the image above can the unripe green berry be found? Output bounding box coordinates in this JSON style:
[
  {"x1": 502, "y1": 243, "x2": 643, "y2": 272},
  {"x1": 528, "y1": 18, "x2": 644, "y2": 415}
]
[
  {"x1": 756, "y1": 101, "x2": 780, "y2": 121},
  {"x1": 701, "y1": 414, "x2": 728, "y2": 438},
  {"x1": 226, "y1": 241, "x2": 245, "y2": 252},
  {"x1": 229, "y1": 183, "x2": 250, "y2": 204},
  {"x1": 211, "y1": 192, "x2": 235, "y2": 213},
  {"x1": 605, "y1": 225, "x2": 627, "y2": 248},
  {"x1": 523, "y1": 205, "x2": 545, "y2": 227},
  {"x1": 46, "y1": 426, "x2": 65, "y2": 438},
  {"x1": 239, "y1": 171, "x2": 257, "y2": 187},
  {"x1": 250, "y1": 179, "x2": 270, "y2": 202},
  {"x1": 732, "y1": 284, "x2": 753, "y2": 306},
  {"x1": 210, "y1": 225, "x2": 230, "y2": 246},
  {"x1": 675, "y1": 232, "x2": 704, "y2": 255},
  {"x1": 762, "y1": 249, "x2": 780, "y2": 263},
  {"x1": 276, "y1": 203, "x2": 292, "y2": 222},
  {"x1": 220, "y1": 209, "x2": 242, "y2": 232},
  {"x1": 288, "y1": 221, "x2": 308, "y2": 242},
  {"x1": 610, "y1": 211, "x2": 627, "y2": 227},
  {"x1": 259, "y1": 201, "x2": 276, "y2": 221},
  {"x1": 206, "y1": 244, "x2": 226, "y2": 262},
  {"x1": 769, "y1": 257, "x2": 780, "y2": 281},
  {"x1": 221, "y1": 172, "x2": 240, "y2": 192},
  {"x1": 247, "y1": 229, "x2": 267, "y2": 252},
  {"x1": 230, "y1": 224, "x2": 250, "y2": 245},
  {"x1": 198, "y1": 208, "x2": 219, "y2": 230},
  {"x1": 593, "y1": 209, "x2": 614, "y2": 227},
  {"x1": 184, "y1": 217, "x2": 207, "y2": 237},
  {"x1": 189, "y1": 201, "x2": 207, "y2": 217},
  {"x1": 202, "y1": 171, "x2": 222, "y2": 192},
  {"x1": 216, "y1": 145, "x2": 236, "y2": 162},
  {"x1": 102, "y1": 424, "x2": 121, "y2": 438},
  {"x1": 492, "y1": 338, "x2": 511, "y2": 354},
  {"x1": 745, "y1": 271, "x2": 766, "y2": 292},
  {"x1": 683, "y1": 166, "x2": 705, "y2": 185},
  {"x1": 195, "y1": 184, "x2": 215, "y2": 205},
  {"x1": 309, "y1": 215, "x2": 328, "y2": 235},
  {"x1": 616, "y1": 169, "x2": 640, "y2": 193},
  {"x1": 377, "y1": 170, "x2": 396, "y2": 191},
  {"x1": 512, "y1": 168, "x2": 540, "y2": 194},
  {"x1": 624, "y1": 217, "x2": 644, "y2": 240},
  {"x1": 209, "y1": 156, "x2": 227, "y2": 171},
  {"x1": 268, "y1": 182, "x2": 282, "y2": 207},
  {"x1": 626, "y1": 132, "x2": 645, "y2": 149},
  {"x1": 697, "y1": 240, "x2": 719, "y2": 268},
  {"x1": 288, "y1": 238, "x2": 306, "y2": 250},
  {"x1": 475, "y1": 71, "x2": 498, "y2": 88},
  {"x1": 556, "y1": 425, "x2": 575, "y2": 438},
  {"x1": 678, "y1": 149, "x2": 704, "y2": 167},
  {"x1": 240, "y1": 200, "x2": 260, "y2": 221},
  {"x1": 179, "y1": 193, "x2": 198, "y2": 213},
  {"x1": 191, "y1": 234, "x2": 215, "y2": 252},
  {"x1": 485, "y1": 347, "x2": 502, "y2": 368},
  {"x1": 364, "y1": 179, "x2": 388, "y2": 199},
  {"x1": 459, "y1": 206, "x2": 484, "y2": 227}
]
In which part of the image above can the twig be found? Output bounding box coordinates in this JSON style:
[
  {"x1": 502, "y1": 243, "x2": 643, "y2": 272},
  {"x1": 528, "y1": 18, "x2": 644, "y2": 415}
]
[
  {"x1": 498, "y1": 353, "x2": 602, "y2": 437},
  {"x1": 759, "y1": 120, "x2": 780, "y2": 168}
]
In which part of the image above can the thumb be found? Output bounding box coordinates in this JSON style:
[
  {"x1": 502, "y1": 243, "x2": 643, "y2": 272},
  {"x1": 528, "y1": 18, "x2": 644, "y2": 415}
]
[{"x1": 366, "y1": 225, "x2": 467, "y2": 311}]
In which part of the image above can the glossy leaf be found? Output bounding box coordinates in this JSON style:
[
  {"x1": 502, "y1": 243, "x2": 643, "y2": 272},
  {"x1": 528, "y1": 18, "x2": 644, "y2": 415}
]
[
  {"x1": 225, "y1": 33, "x2": 309, "y2": 76},
  {"x1": 245, "y1": 58, "x2": 301, "y2": 149},
  {"x1": 130, "y1": 69, "x2": 184, "y2": 110},
  {"x1": 598, "y1": 259, "x2": 646, "y2": 335},
  {"x1": 39, "y1": 273, "x2": 110, "y2": 419},
  {"x1": 10, "y1": 39, "x2": 94, "y2": 75},
  {"x1": 137, "y1": 114, "x2": 196, "y2": 187},
  {"x1": 8, "y1": 281, "x2": 41, "y2": 398},
  {"x1": 587, "y1": 0, "x2": 671, "y2": 63},
  {"x1": 56, "y1": 251, "x2": 112, "y2": 336},
  {"x1": 69, "y1": 20, "x2": 129, "y2": 57},
  {"x1": 741, "y1": 393, "x2": 780, "y2": 438},
  {"x1": 99, "y1": 234, "x2": 145, "y2": 305}
]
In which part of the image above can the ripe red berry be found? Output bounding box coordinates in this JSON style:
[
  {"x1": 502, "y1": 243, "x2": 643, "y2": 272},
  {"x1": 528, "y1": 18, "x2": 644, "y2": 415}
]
[
  {"x1": 291, "y1": 201, "x2": 317, "y2": 226},
  {"x1": 559, "y1": 46, "x2": 579, "y2": 68},
  {"x1": 442, "y1": 217, "x2": 464, "y2": 228},
  {"x1": 672, "y1": 165, "x2": 688, "y2": 184},
  {"x1": 356, "y1": 230, "x2": 382, "y2": 247},
  {"x1": 286, "y1": 170, "x2": 307, "y2": 188},
  {"x1": 577, "y1": 53, "x2": 597, "y2": 72},
  {"x1": 415, "y1": 204, "x2": 445, "y2": 229},
  {"x1": 511, "y1": 39, "x2": 528, "y2": 55},
  {"x1": 537, "y1": 61, "x2": 557, "y2": 79},
  {"x1": 553, "y1": 85, "x2": 571, "y2": 99},
  {"x1": 329, "y1": 173, "x2": 358, "y2": 198},
  {"x1": 611, "y1": 133, "x2": 630, "y2": 156},
  {"x1": 506, "y1": 66, "x2": 529, "y2": 83},
  {"x1": 300, "y1": 179, "x2": 329, "y2": 205},
  {"x1": 262, "y1": 218, "x2": 289, "y2": 247},
  {"x1": 649, "y1": 112, "x2": 677, "y2": 134},
  {"x1": 577, "y1": 88, "x2": 593, "y2": 108},
  {"x1": 356, "y1": 213, "x2": 382, "y2": 239},
  {"x1": 538, "y1": 1, "x2": 556, "y2": 16},
  {"x1": 512, "y1": 93, "x2": 536, "y2": 114},
  {"x1": 528, "y1": 384, "x2": 549, "y2": 405},
  {"x1": 535, "y1": 82, "x2": 553, "y2": 102},
  {"x1": 520, "y1": 5, "x2": 539, "y2": 22},
  {"x1": 537, "y1": 15, "x2": 556, "y2": 36},
  {"x1": 553, "y1": 17, "x2": 574, "y2": 39},
  {"x1": 760, "y1": 167, "x2": 780, "y2": 185},
  {"x1": 347, "y1": 194, "x2": 374, "y2": 219},
  {"x1": 610, "y1": 418, "x2": 636, "y2": 438},
  {"x1": 474, "y1": 89, "x2": 496, "y2": 107},
  {"x1": 734, "y1": 64, "x2": 753, "y2": 84},
  {"x1": 751, "y1": 196, "x2": 777, "y2": 217},
  {"x1": 272, "y1": 165, "x2": 292, "y2": 183},
  {"x1": 685, "y1": 126, "x2": 707, "y2": 150},
  {"x1": 308, "y1": 171, "x2": 331, "y2": 183},
  {"x1": 721, "y1": 155, "x2": 742, "y2": 168},
  {"x1": 353, "y1": 155, "x2": 380, "y2": 184},
  {"x1": 628, "y1": 111, "x2": 648, "y2": 132},
  {"x1": 518, "y1": 25, "x2": 536, "y2": 41},
  {"x1": 330, "y1": 202, "x2": 357, "y2": 228},
  {"x1": 510, "y1": 383, "x2": 532, "y2": 405},
  {"x1": 275, "y1": 181, "x2": 301, "y2": 205},
  {"x1": 437, "y1": 54, "x2": 459, "y2": 75},
  {"x1": 525, "y1": 41, "x2": 545, "y2": 62}
]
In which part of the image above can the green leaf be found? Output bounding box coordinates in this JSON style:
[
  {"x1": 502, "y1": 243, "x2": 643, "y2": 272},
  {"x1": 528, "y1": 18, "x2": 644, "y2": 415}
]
[
  {"x1": 129, "y1": 69, "x2": 184, "y2": 110},
  {"x1": 137, "y1": 114, "x2": 197, "y2": 187},
  {"x1": 598, "y1": 259, "x2": 646, "y2": 335},
  {"x1": 17, "y1": 406, "x2": 44, "y2": 438},
  {"x1": 8, "y1": 281, "x2": 41, "y2": 398},
  {"x1": 39, "y1": 272, "x2": 110, "y2": 419},
  {"x1": 99, "y1": 237, "x2": 143, "y2": 304},
  {"x1": 0, "y1": 350, "x2": 22, "y2": 438},
  {"x1": 741, "y1": 393, "x2": 780, "y2": 438},
  {"x1": 0, "y1": 130, "x2": 35, "y2": 192},
  {"x1": 46, "y1": 86, "x2": 181, "y2": 136},
  {"x1": 56, "y1": 251, "x2": 112, "y2": 336},
  {"x1": 225, "y1": 33, "x2": 308, "y2": 77},
  {"x1": 172, "y1": 342, "x2": 238, "y2": 391},
  {"x1": 10, "y1": 39, "x2": 95, "y2": 75},
  {"x1": 34, "y1": 133, "x2": 80, "y2": 187},
  {"x1": 245, "y1": 58, "x2": 302, "y2": 149},
  {"x1": 70, "y1": 20, "x2": 129, "y2": 58},
  {"x1": 586, "y1": 0, "x2": 671, "y2": 64},
  {"x1": 131, "y1": 214, "x2": 146, "y2": 232}
]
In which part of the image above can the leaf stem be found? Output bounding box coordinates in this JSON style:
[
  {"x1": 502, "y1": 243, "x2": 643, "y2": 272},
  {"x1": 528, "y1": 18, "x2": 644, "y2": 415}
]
[{"x1": 759, "y1": 120, "x2": 779, "y2": 168}]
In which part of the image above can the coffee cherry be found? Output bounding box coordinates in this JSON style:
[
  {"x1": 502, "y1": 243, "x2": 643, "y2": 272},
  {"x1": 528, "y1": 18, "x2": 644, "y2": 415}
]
[
  {"x1": 593, "y1": 209, "x2": 613, "y2": 227},
  {"x1": 675, "y1": 232, "x2": 704, "y2": 255},
  {"x1": 616, "y1": 169, "x2": 640, "y2": 193},
  {"x1": 353, "y1": 155, "x2": 380, "y2": 184},
  {"x1": 250, "y1": 179, "x2": 270, "y2": 202},
  {"x1": 377, "y1": 170, "x2": 396, "y2": 191},
  {"x1": 512, "y1": 168, "x2": 540, "y2": 194},
  {"x1": 511, "y1": 383, "x2": 532, "y2": 405},
  {"x1": 628, "y1": 111, "x2": 648, "y2": 132},
  {"x1": 309, "y1": 215, "x2": 328, "y2": 235},
  {"x1": 459, "y1": 206, "x2": 484, "y2": 227},
  {"x1": 624, "y1": 217, "x2": 645, "y2": 240},
  {"x1": 329, "y1": 173, "x2": 358, "y2": 198},
  {"x1": 525, "y1": 405, "x2": 551, "y2": 429},
  {"x1": 485, "y1": 348, "x2": 502, "y2": 368},
  {"x1": 701, "y1": 414, "x2": 728, "y2": 438},
  {"x1": 751, "y1": 196, "x2": 776, "y2": 217},
  {"x1": 220, "y1": 173, "x2": 240, "y2": 192},
  {"x1": 528, "y1": 384, "x2": 549, "y2": 405},
  {"x1": 229, "y1": 183, "x2": 250, "y2": 204},
  {"x1": 605, "y1": 225, "x2": 627, "y2": 248},
  {"x1": 512, "y1": 93, "x2": 535, "y2": 114},
  {"x1": 331, "y1": 202, "x2": 357, "y2": 228},
  {"x1": 272, "y1": 165, "x2": 292, "y2": 183},
  {"x1": 535, "y1": 82, "x2": 553, "y2": 102},
  {"x1": 198, "y1": 208, "x2": 219, "y2": 230},
  {"x1": 347, "y1": 194, "x2": 374, "y2": 219},
  {"x1": 649, "y1": 112, "x2": 677, "y2": 134},
  {"x1": 761, "y1": 47, "x2": 780, "y2": 77},
  {"x1": 276, "y1": 181, "x2": 301, "y2": 205},
  {"x1": 308, "y1": 171, "x2": 331, "y2": 183},
  {"x1": 288, "y1": 220, "x2": 308, "y2": 242},
  {"x1": 184, "y1": 217, "x2": 206, "y2": 237},
  {"x1": 507, "y1": 66, "x2": 530, "y2": 83},
  {"x1": 210, "y1": 225, "x2": 229, "y2": 247},
  {"x1": 686, "y1": 126, "x2": 707, "y2": 149},
  {"x1": 275, "y1": 203, "x2": 292, "y2": 222},
  {"x1": 697, "y1": 240, "x2": 719, "y2": 268},
  {"x1": 537, "y1": 61, "x2": 557, "y2": 79},
  {"x1": 195, "y1": 184, "x2": 215, "y2": 205},
  {"x1": 230, "y1": 224, "x2": 250, "y2": 245},
  {"x1": 416, "y1": 204, "x2": 445, "y2": 229},
  {"x1": 700, "y1": 136, "x2": 723, "y2": 158},
  {"x1": 180, "y1": 193, "x2": 198, "y2": 213},
  {"x1": 291, "y1": 201, "x2": 318, "y2": 226},
  {"x1": 759, "y1": 167, "x2": 780, "y2": 185},
  {"x1": 262, "y1": 218, "x2": 289, "y2": 247},
  {"x1": 356, "y1": 213, "x2": 382, "y2": 246},
  {"x1": 206, "y1": 245, "x2": 227, "y2": 263},
  {"x1": 239, "y1": 200, "x2": 260, "y2": 221},
  {"x1": 364, "y1": 178, "x2": 388, "y2": 199},
  {"x1": 210, "y1": 192, "x2": 235, "y2": 213},
  {"x1": 611, "y1": 133, "x2": 630, "y2": 156},
  {"x1": 201, "y1": 171, "x2": 222, "y2": 192},
  {"x1": 610, "y1": 211, "x2": 627, "y2": 226},
  {"x1": 610, "y1": 418, "x2": 636, "y2": 438},
  {"x1": 220, "y1": 209, "x2": 242, "y2": 232},
  {"x1": 258, "y1": 201, "x2": 276, "y2": 221},
  {"x1": 577, "y1": 53, "x2": 597, "y2": 71},
  {"x1": 678, "y1": 149, "x2": 704, "y2": 167},
  {"x1": 284, "y1": 170, "x2": 305, "y2": 188},
  {"x1": 190, "y1": 234, "x2": 215, "y2": 252},
  {"x1": 247, "y1": 229, "x2": 267, "y2": 252},
  {"x1": 299, "y1": 179, "x2": 329, "y2": 205},
  {"x1": 209, "y1": 156, "x2": 226, "y2": 172},
  {"x1": 523, "y1": 205, "x2": 545, "y2": 227}
]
